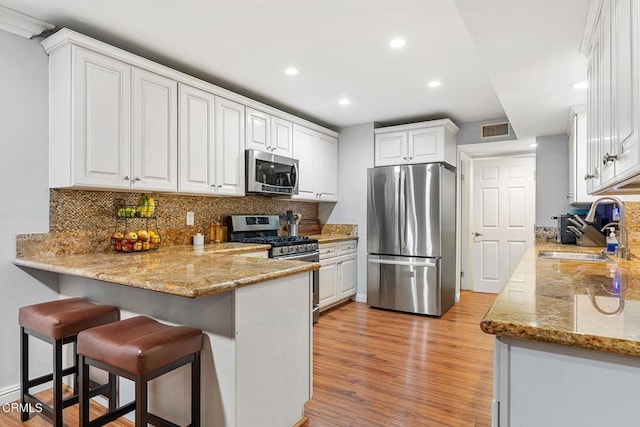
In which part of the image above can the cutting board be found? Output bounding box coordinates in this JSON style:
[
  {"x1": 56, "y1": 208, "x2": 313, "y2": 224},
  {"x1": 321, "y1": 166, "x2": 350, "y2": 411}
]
[{"x1": 298, "y1": 219, "x2": 321, "y2": 236}]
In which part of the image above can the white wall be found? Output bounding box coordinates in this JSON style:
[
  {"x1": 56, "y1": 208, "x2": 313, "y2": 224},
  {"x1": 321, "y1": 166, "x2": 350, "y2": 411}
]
[
  {"x1": 536, "y1": 134, "x2": 573, "y2": 226},
  {"x1": 0, "y1": 31, "x2": 58, "y2": 402},
  {"x1": 319, "y1": 122, "x2": 374, "y2": 302}
]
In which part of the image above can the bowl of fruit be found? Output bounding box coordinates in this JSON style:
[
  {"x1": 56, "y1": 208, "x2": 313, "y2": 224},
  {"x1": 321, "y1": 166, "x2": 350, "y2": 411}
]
[{"x1": 110, "y1": 229, "x2": 161, "y2": 252}]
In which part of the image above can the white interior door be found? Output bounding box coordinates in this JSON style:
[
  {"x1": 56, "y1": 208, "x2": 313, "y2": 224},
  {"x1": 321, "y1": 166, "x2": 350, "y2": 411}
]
[{"x1": 472, "y1": 156, "x2": 535, "y2": 293}]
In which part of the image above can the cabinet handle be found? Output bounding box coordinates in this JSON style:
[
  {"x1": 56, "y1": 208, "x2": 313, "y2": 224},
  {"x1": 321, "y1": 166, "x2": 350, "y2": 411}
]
[
  {"x1": 409, "y1": 157, "x2": 413, "y2": 160},
  {"x1": 566, "y1": 192, "x2": 574, "y2": 199},
  {"x1": 584, "y1": 173, "x2": 595, "y2": 180},
  {"x1": 602, "y1": 153, "x2": 618, "y2": 165},
  {"x1": 123, "y1": 176, "x2": 130, "y2": 181},
  {"x1": 218, "y1": 184, "x2": 222, "y2": 188},
  {"x1": 402, "y1": 157, "x2": 407, "y2": 160},
  {"x1": 134, "y1": 177, "x2": 141, "y2": 182}
]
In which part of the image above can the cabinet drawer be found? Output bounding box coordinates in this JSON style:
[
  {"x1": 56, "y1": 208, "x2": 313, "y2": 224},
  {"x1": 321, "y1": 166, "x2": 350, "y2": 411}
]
[
  {"x1": 338, "y1": 240, "x2": 357, "y2": 255},
  {"x1": 319, "y1": 243, "x2": 338, "y2": 260}
]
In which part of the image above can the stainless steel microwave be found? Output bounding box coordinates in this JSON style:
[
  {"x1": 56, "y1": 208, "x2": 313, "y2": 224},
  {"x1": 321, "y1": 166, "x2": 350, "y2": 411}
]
[{"x1": 246, "y1": 149, "x2": 299, "y2": 195}]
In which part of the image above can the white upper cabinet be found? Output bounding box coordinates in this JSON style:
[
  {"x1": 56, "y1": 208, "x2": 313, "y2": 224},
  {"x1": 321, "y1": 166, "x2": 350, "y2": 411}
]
[
  {"x1": 178, "y1": 84, "x2": 216, "y2": 193},
  {"x1": 292, "y1": 124, "x2": 338, "y2": 202},
  {"x1": 374, "y1": 119, "x2": 459, "y2": 167},
  {"x1": 246, "y1": 108, "x2": 293, "y2": 157},
  {"x1": 42, "y1": 29, "x2": 337, "y2": 194},
  {"x1": 584, "y1": 0, "x2": 640, "y2": 194},
  {"x1": 568, "y1": 106, "x2": 598, "y2": 204},
  {"x1": 178, "y1": 84, "x2": 245, "y2": 196},
  {"x1": 49, "y1": 46, "x2": 178, "y2": 191},
  {"x1": 65, "y1": 47, "x2": 133, "y2": 189},
  {"x1": 132, "y1": 68, "x2": 178, "y2": 192},
  {"x1": 214, "y1": 97, "x2": 245, "y2": 195}
]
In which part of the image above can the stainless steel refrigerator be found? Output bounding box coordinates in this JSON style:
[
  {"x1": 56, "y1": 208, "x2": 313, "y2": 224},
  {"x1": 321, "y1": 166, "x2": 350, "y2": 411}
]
[{"x1": 367, "y1": 162, "x2": 456, "y2": 316}]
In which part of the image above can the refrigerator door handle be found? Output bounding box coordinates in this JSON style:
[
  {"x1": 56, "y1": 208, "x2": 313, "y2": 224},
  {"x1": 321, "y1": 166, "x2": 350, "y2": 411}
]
[
  {"x1": 399, "y1": 169, "x2": 406, "y2": 249},
  {"x1": 368, "y1": 258, "x2": 438, "y2": 268}
]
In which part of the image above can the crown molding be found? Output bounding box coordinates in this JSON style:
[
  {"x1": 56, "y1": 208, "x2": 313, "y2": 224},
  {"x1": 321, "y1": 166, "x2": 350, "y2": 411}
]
[{"x1": 0, "y1": 5, "x2": 54, "y2": 39}]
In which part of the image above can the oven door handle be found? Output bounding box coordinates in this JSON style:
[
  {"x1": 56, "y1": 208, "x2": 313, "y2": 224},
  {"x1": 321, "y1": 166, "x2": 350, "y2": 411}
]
[{"x1": 275, "y1": 251, "x2": 320, "y2": 262}]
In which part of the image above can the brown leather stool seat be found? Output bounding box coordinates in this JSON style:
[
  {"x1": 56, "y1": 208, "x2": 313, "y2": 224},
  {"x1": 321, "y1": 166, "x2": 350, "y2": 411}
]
[
  {"x1": 18, "y1": 297, "x2": 119, "y2": 426},
  {"x1": 77, "y1": 316, "x2": 203, "y2": 426}
]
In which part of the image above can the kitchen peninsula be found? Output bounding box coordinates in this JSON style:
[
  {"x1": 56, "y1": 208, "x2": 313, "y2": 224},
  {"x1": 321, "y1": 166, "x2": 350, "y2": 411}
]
[
  {"x1": 14, "y1": 241, "x2": 318, "y2": 427},
  {"x1": 482, "y1": 242, "x2": 640, "y2": 427}
]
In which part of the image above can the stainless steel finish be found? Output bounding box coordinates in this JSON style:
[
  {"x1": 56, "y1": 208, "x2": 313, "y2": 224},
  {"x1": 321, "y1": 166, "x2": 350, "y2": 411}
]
[
  {"x1": 367, "y1": 254, "x2": 442, "y2": 316},
  {"x1": 537, "y1": 251, "x2": 610, "y2": 262},
  {"x1": 275, "y1": 250, "x2": 320, "y2": 261},
  {"x1": 367, "y1": 163, "x2": 456, "y2": 316},
  {"x1": 229, "y1": 215, "x2": 280, "y2": 232},
  {"x1": 289, "y1": 223, "x2": 299, "y2": 237},
  {"x1": 585, "y1": 196, "x2": 625, "y2": 223},
  {"x1": 567, "y1": 217, "x2": 584, "y2": 229},
  {"x1": 245, "y1": 149, "x2": 299, "y2": 195},
  {"x1": 602, "y1": 153, "x2": 618, "y2": 165},
  {"x1": 573, "y1": 215, "x2": 588, "y2": 228},
  {"x1": 367, "y1": 165, "x2": 402, "y2": 255},
  {"x1": 567, "y1": 225, "x2": 583, "y2": 236}
]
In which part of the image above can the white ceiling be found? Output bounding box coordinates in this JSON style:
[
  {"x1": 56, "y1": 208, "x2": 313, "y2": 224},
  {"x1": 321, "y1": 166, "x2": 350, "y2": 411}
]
[{"x1": 1, "y1": 0, "x2": 589, "y2": 137}]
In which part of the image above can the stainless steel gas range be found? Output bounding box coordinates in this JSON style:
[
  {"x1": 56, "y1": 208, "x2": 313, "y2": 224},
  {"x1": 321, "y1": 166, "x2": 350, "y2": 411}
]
[{"x1": 228, "y1": 215, "x2": 320, "y2": 323}]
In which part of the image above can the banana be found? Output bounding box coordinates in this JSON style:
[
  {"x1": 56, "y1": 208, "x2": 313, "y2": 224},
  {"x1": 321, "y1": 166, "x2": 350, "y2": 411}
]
[{"x1": 136, "y1": 194, "x2": 155, "y2": 218}]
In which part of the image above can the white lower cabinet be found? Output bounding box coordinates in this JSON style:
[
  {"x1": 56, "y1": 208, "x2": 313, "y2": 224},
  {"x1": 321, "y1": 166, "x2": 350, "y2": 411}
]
[
  {"x1": 318, "y1": 240, "x2": 357, "y2": 310},
  {"x1": 494, "y1": 336, "x2": 640, "y2": 427}
]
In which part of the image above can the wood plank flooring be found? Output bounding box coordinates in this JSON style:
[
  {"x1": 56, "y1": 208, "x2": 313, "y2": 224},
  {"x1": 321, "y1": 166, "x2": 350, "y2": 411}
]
[
  {"x1": 1, "y1": 291, "x2": 495, "y2": 427},
  {"x1": 0, "y1": 387, "x2": 132, "y2": 426},
  {"x1": 305, "y1": 291, "x2": 497, "y2": 427}
]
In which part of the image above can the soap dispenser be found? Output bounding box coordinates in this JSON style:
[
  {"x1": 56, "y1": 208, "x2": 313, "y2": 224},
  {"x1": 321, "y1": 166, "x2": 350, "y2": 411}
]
[{"x1": 606, "y1": 228, "x2": 619, "y2": 253}]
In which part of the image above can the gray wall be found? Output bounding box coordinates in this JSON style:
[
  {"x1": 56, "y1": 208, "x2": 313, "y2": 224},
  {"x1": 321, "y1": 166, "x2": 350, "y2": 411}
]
[
  {"x1": 319, "y1": 123, "x2": 374, "y2": 301},
  {"x1": 536, "y1": 134, "x2": 573, "y2": 226},
  {"x1": 0, "y1": 31, "x2": 59, "y2": 400},
  {"x1": 457, "y1": 117, "x2": 516, "y2": 145}
]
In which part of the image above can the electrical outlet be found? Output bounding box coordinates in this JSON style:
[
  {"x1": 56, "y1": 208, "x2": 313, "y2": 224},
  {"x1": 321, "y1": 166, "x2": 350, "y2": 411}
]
[{"x1": 186, "y1": 211, "x2": 194, "y2": 226}]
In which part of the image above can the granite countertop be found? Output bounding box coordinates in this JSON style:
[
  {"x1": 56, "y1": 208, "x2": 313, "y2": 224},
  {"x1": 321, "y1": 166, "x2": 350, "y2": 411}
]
[
  {"x1": 13, "y1": 242, "x2": 319, "y2": 298},
  {"x1": 305, "y1": 234, "x2": 359, "y2": 244},
  {"x1": 481, "y1": 241, "x2": 640, "y2": 357}
]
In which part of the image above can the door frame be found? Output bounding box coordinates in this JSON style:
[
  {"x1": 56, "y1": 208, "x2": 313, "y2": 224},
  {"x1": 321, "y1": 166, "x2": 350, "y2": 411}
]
[{"x1": 457, "y1": 139, "x2": 537, "y2": 293}]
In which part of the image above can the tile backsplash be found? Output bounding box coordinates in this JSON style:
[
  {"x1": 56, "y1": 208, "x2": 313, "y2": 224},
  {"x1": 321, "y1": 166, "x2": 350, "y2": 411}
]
[{"x1": 49, "y1": 189, "x2": 319, "y2": 247}]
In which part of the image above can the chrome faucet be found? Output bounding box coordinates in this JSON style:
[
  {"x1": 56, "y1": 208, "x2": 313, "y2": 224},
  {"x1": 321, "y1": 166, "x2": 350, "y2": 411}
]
[{"x1": 585, "y1": 196, "x2": 631, "y2": 259}]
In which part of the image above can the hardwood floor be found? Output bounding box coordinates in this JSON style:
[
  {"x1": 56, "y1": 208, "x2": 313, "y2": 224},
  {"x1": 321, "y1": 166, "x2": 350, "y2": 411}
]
[
  {"x1": 0, "y1": 387, "x2": 132, "y2": 426},
  {"x1": 1, "y1": 291, "x2": 495, "y2": 427},
  {"x1": 305, "y1": 291, "x2": 497, "y2": 427}
]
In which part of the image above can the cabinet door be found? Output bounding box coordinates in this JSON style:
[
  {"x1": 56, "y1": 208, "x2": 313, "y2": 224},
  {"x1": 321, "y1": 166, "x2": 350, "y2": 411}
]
[
  {"x1": 586, "y1": 36, "x2": 600, "y2": 194},
  {"x1": 246, "y1": 108, "x2": 270, "y2": 153},
  {"x1": 408, "y1": 127, "x2": 444, "y2": 164},
  {"x1": 571, "y1": 110, "x2": 597, "y2": 204},
  {"x1": 319, "y1": 259, "x2": 338, "y2": 309},
  {"x1": 178, "y1": 83, "x2": 215, "y2": 194},
  {"x1": 375, "y1": 131, "x2": 407, "y2": 166},
  {"x1": 338, "y1": 255, "x2": 357, "y2": 298},
  {"x1": 215, "y1": 97, "x2": 245, "y2": 195},
  {"x1": 132, "y1": 68, "x2": 177, "y2": 191},
  {"x1": 319, "y1": 133, "x2": 338, "y2": 201},
  {"x1": 613, "y1": 0, "x2": 638, "y2": 177},
  {"x1": 600, "y1": 3, "x2": 616, "y2": 186},
  {"x1": 292, "y1": 124, "x2": 319, "y2": 200},
  {"x1": 271, "y1": 116, "x2": 293, "y2": 157},
  {"x1": 73, "y1": 48, "x2": 132, "y2": 189}
]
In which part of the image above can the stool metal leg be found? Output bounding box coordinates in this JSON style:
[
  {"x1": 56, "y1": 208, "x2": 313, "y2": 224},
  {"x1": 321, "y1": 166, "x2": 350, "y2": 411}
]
[
  {"x1": 135, "y1": 375, "x2": 148, "y2": 426},
  {"x1": 192, "y1": 352, "x2": 201, "y2": 427},
  {"x1": 79, "y1": 355, "x2": 90, "y2": 426},
  {"x1": 53, "y1": 338, "x2": 63, "y2": 427},
  {"x1": 108, "y1": 372, "x2": 118, "y2": 411},
  {"x1": 20, "y1": 327, "x2": 29, "y2": 422}
]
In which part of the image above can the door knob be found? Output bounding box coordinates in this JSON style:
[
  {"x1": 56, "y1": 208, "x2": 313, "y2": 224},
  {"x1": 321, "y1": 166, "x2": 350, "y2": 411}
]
[{"x1": 473, "y1": 232, "x2": 484, "y2": 237}]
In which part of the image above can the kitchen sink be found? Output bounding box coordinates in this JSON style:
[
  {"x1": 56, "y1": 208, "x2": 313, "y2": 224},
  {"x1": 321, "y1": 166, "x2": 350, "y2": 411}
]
[{"x1": 537, "y1": 251, "x2": 610, "y2": 262}]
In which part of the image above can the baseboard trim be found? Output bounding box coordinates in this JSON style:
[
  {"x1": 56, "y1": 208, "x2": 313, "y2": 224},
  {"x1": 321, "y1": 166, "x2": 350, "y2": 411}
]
[
  {"x1": 355, "y1": 293, "x2": 367, "y2": 303},
  {"x1": 0, "y1": 384, "x2": 20, "y2": 405}
]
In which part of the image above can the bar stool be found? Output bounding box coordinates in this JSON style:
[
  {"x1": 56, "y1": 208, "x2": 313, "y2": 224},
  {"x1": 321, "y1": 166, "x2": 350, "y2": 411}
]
[
  {"x1": 18, "y1": 297, "x2": 120, "y2": 426},
  {"x1": 77, "y1": 316, "x2": 203, "y2": 426}
]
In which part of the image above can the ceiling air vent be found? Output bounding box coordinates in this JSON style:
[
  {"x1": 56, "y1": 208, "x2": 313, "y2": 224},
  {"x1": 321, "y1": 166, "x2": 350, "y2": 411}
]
[{"x1": 481, "y1": 122, "x2": 510, "y2": 139}]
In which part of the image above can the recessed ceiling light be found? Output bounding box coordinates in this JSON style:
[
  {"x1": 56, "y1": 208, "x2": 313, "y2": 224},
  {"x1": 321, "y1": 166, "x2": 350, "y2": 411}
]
[
  {"x1": 285, "y1": 67, "x2": 299, "y2": 76},
  {"x1": 338, "y1": 98, "x2": 350, "y2": 106},
  {"x1": 427, "y1": 81, "x2": 441, "y2": 88},
  {"x1": 389, "y1": 38, "x2": 406, "y2": 49},
  {"x1": 572, "y1": 81, "x2": 588, "y2": 90},
  {"x1": 528, "y1": 143, "x2": 538, "y2": 148}
]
